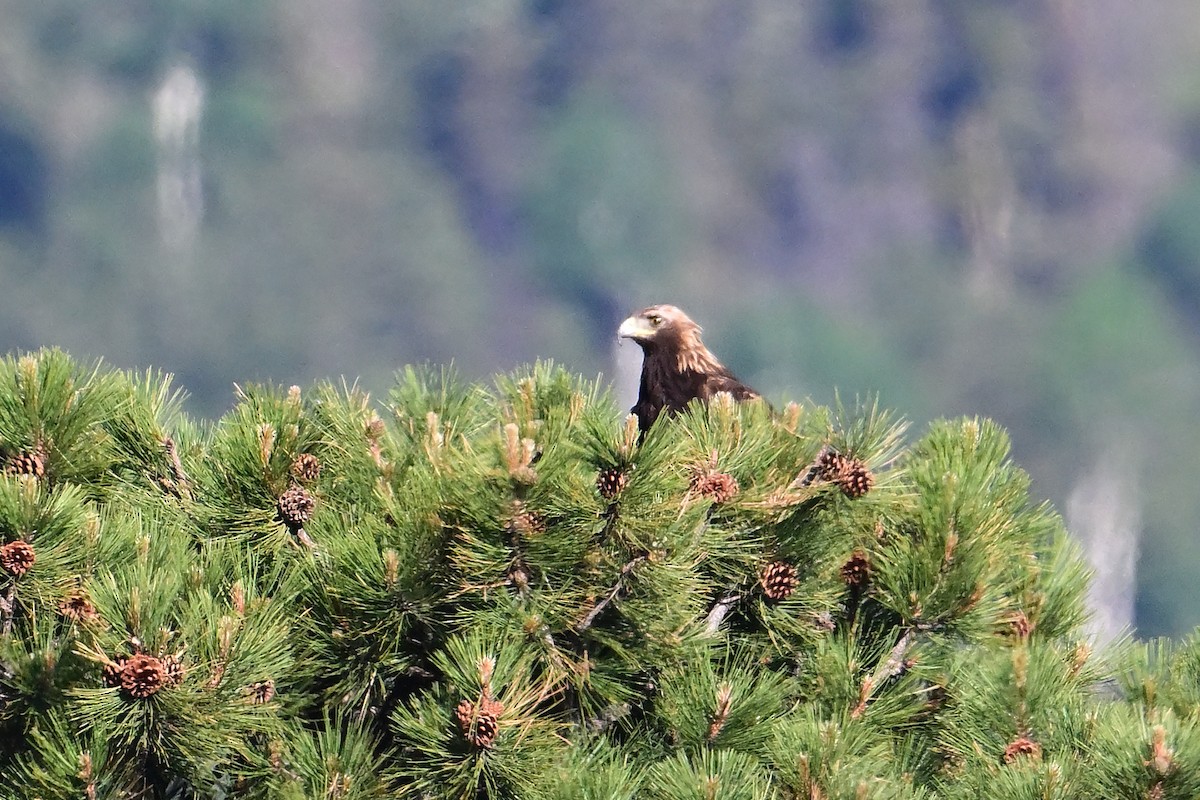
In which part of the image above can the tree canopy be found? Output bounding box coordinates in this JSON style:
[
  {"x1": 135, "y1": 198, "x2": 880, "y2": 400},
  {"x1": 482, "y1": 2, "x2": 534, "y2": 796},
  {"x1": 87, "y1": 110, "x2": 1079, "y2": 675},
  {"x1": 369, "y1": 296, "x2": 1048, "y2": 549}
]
[{"x1": 0, "y1": 348, "x2": 1196, "y2": 798}]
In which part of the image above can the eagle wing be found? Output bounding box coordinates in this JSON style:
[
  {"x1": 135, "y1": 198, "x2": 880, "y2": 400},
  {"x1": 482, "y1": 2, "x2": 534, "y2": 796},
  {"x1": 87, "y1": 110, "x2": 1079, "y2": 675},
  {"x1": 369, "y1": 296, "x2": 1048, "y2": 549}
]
[
  {"x1": 633, "y1": 362, "x2": 759, "y2": 433},
  {"x1": 631, "y1": 368, "x2": 664, "y2": 432},
  {"x1": 700, "y1": 371, "x2": 759, "y2": 402}
]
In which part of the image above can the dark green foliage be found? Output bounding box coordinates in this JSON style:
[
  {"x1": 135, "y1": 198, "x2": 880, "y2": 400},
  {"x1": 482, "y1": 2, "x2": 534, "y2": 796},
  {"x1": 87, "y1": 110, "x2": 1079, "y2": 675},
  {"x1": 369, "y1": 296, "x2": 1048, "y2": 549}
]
[
  {"x1": 0, "y1": 349, "x2": 127, "y2": 494},
  {"x1": 269, "y1": 715, "x2": 389, "y2": 800},
  {"x1": 645, "y1": 749, "x2": 774, "y2": 800},
  {"x1": 0, "y1": 349, "x2": 1194, "y2": 798}
]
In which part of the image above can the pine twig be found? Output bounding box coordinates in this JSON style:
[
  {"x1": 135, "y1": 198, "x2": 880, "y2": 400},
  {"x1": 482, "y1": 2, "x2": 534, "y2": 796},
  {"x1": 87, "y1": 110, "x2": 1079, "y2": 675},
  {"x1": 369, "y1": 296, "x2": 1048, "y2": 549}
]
[
  {"x1": 707, "y1": 682, "x2": 734, "y2": 740},
  {"x1": 0, "y1": 583, "x2": 15, "y2": 635},
  {"x1": 160, "y1": 437, "x2": 193, "y2": 500},
  {"x1": 292, "y1": 526, "x2": 317, "y2": 550},
  {"x1": 586, "y1": 702, "x2": 633, "y2": 733},
  {"x1": 850, "y1": 676, "x2": 873, "y2": 720},
  {"x1": 850, "y1": 629, "x2": 916, "y2": 720},
  {"x1": 879, "y1": 629, "x2": 915, "y2": 681},
  {"x1": 704, "y1": 592, "x2": 741, "y2": 636},
  {"x1": 575, "y1": 556, "x2": 645, "y2": 633},
  {"x1": 163, "y1": 437, "x2": 189, "y2": 484}
]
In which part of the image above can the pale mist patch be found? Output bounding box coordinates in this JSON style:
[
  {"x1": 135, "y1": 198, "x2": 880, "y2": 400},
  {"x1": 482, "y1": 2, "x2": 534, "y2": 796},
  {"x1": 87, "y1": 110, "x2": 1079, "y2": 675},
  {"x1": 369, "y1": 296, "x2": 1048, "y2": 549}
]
[
  {"x1": 153, "y1": 61, "x2": 205, "y2": 257},
  {"x1": 612, "y1": 337, "x2": 643, "y2": 417},
  {"x1": 1068, "y1": 454, "x2": 1139, "y2": 645}
]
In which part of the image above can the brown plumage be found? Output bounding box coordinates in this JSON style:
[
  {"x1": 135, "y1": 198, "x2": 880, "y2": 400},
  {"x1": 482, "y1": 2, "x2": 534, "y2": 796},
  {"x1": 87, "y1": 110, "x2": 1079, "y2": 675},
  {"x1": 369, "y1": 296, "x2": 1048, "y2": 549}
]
[{"x1": 618, "y1": 304, "x2": 759, "y2": 433}]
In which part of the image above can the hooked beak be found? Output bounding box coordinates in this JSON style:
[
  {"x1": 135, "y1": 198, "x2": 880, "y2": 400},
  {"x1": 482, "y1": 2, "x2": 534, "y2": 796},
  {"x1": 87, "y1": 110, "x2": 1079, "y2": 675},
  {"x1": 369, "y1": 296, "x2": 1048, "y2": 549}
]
[{"x1": 618, "y1": 315, "x2": 652, "y2": 341}]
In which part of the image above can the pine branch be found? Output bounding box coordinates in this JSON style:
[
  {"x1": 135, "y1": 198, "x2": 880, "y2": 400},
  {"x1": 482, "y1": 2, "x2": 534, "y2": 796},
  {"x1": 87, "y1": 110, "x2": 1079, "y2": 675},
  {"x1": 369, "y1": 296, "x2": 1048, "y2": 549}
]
[
  {"x1": 0, "y1": 583, "x2": 14, "y2": 636},
  {"x1": 160, "y1": 436, "x2": 192, "y2": 499},
  {"x1": 703, "y1": 591, "x2": 741, "y2": 636},
  {"x1": 848, "y1": 629, "x2": 917, "y2": 720},
  {"x1": 575, "y1": 555, "x2": 645, "y2": 633},
  {"x1": 292, "y1": 526, "x2": 317, "y2": 550},
  {"x1": 878, "y1": 628, "x2": 915, "y2": 682},
  {"x1": 585, "y1": 702, "x2": 633, "y2": 733}
]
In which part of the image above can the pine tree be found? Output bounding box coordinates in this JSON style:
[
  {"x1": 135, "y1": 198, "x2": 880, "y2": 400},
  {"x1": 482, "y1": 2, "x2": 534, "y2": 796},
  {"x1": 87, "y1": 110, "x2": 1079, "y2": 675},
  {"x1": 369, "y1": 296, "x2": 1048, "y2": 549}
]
[{"x1": 0, "y1": 348, "x2": 1196, "y2": 798}]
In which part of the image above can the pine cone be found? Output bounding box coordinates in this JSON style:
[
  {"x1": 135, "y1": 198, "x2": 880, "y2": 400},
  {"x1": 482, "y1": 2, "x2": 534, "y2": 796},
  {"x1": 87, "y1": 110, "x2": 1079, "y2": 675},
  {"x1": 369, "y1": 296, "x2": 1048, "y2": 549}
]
[
  {"x1": 248, "y1": 679, "x2": 276, "y2": 704},
  {"x1": 596, "y1": 466, "x2": 630, "y2": 499},
  {"x1": 841, "y1": 550, "x2": 872, "y2": 590},
  {"x1": 453, "y1": 698, "x2": 474, "y2": 729},
  {"x1": 508, "y1": 563, "x2": 530, "y2": 592},
  {"x1": 4, "y1": 446, "x2": 46, "y2": 478},
  {"x1": 509, "y1": 502, "x2": 546, "y2": 537},
  {"x1": 277, "y1": 485, "x2": 315, "y2": 528},
  {"x1": 814, "y1": 450, "x2": 875, "y2": 498},
  {"x1": 691, "y1": 470, "x2": 739, "y2": 504},
  {"x1": 1002, "y1": 736, "x2": 1042, "y2": 764},
  {"x1": 479, "y1": 694, "x2": 504, "y2": 718},
  {"x1": 455, "y1": 695, "x2": 505, "y2": 748},
  {"x1": 1007, "y1": 611, "x2": 1033, "y2": 640},
  {"x1": 811, "y1": 610, "x2": 836, "y2": 632},
  {"x1": 58, "y1": 592, "x2": 100, "y2": 624},
  {"x1": 836, "y1": 459, "x2": 874, "y2": 498},
  {"x1": 290, "y1": 453, "x2": 321, "y2": 483},
  {"x1": 470, "y1": 713, "x2": 500, "y2": 748},
  {"x1": 162, "y1": 653, "x2": 187, "y2": 687},
  {"x1": 120, "y1": 653, "x2": 167, "y2": 699},
  {"x1": 759, "y1": 560, "x2": 798, "y2": 601},
  {"x1": 0, "y1": 540, "x2": 35, "y2": 577},
  {"x1": 814, "y1": 447, "x2": 844, "y2": 481},
  {"x1": 102, "y1": 657, "x2": 127, "y2": 688}
]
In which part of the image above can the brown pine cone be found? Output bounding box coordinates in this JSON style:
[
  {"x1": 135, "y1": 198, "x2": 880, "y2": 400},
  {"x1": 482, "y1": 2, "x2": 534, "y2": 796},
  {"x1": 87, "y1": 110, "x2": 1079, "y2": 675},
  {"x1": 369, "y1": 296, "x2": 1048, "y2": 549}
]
[
  {"x1": 691, "y1": 470, "x2": 739, "y2": 504},
  {"x1": 596, "y1": 466, "x2": 630, "y2": 499},
  {"x1": 455, "y1": 695, "x2": 505, "y2": 748},
  {"x1": 290, "y1": 453, "x2": 322, "y2": 483},
  {"x1": 759, "y1": 560, "x2": 798, "y2": 601},
  {"x1": 836, "y1": 459, "x2": 875, "y2": 498},
  {"x1": 277, "y1": 485, "x2": 315, "y2": 528},
  {"x1": 162, "y1": 653, "x2": 187, "y2": 687},
  {"x1": 1002, "y1": 736, "x2": 1042, "y2": 764},
  {"x1": 4, "y1": 446, "x2": 46, "y2": 478},
  {"x1": 454, "y1": 698, "x2": 474, "y2": 729},
  {"x1": 58, "y1": 593, "x2": 100, "y2": 624},
  {"x1": 120, "y1": 653, "x2": 167, "y2": 699},
  {"x1": 814, "y1": 447, "x2": 845, "y2": 481},
  {"x1": 478, "y1": 694, "x2": 505, "y2": 718},
  {"x1": 509, "y1": 501, "x2": 547, "y2": 537},
  {"x1": 471, "y1": 712, "x2": 500, "y2": 748},
  {"x1": 102, "y1": 658, "x2": 127, "y2": 688},
  {"x1": 813, "y1": 449, "x2": 875, "y2": 498},
  {"x1": 840, "y1": 551, "x2": 872, "y2": 590},
  {"x1": 0, "y1": 540, "x2": 35, "y2": 577},
  {"x1": 248, "y1": 679, "x2": 276, "y2": 704}
]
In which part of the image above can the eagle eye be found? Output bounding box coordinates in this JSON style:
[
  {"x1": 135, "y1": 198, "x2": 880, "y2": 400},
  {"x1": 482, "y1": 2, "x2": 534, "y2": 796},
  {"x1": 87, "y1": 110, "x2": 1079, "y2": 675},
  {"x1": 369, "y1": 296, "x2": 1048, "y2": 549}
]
[{"x1": 648, "y1": 314, "x2": 662, "y2": 327}]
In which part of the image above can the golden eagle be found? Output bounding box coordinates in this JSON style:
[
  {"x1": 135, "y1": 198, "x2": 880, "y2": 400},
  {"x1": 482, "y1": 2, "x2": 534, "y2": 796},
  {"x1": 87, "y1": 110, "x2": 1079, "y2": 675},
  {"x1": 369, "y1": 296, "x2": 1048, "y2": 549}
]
[{"x1": 618, "y1": 304, "x2": 760, "y2": 433}]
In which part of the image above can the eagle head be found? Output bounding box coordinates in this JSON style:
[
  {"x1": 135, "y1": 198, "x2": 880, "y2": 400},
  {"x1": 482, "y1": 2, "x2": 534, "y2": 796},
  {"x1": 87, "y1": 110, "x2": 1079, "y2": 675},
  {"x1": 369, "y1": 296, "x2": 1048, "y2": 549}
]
[
  {"x1": 617, "y1": 305, "x2": 701, "y2": 350},
  {"x1": 618, "y1": 304, "x2": 719, "y2": 374}
]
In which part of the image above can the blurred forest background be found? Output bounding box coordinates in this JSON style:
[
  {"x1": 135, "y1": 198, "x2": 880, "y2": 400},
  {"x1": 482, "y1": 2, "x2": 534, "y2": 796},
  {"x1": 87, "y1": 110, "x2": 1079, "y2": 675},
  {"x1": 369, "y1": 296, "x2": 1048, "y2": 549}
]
[{"x1": 2, "y1": 1, "x2": 1200, "y2": 636}]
